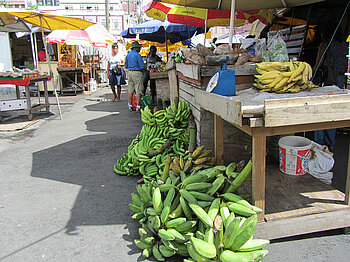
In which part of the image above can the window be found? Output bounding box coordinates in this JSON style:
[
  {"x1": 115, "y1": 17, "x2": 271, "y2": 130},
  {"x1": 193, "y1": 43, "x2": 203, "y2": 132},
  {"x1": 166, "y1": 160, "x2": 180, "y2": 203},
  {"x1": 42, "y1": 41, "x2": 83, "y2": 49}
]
[
  {"x1": 14, "y1": 4, "x2": 19, "y2": 8},
  {"x1": 87, "y1": 6, "x2": 92, "y2": 11},
  {"x1": 80, "y1": 5, "x2": 84, "y2": 9},
  {"x1": 94, "y1": 5, "x2": 98, "y2": 10}
]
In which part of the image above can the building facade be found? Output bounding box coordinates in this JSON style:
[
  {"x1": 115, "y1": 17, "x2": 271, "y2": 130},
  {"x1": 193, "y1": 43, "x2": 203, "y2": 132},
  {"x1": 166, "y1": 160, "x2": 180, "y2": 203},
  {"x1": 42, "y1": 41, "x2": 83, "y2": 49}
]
[{"x1": 0, "y1": 0, "x2": 143, "y2": 36}]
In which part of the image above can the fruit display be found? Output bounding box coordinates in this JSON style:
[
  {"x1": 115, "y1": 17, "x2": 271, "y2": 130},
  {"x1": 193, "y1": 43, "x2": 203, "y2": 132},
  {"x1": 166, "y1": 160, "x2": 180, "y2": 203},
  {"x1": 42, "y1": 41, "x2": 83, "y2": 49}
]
[
  {"x1": 129, "y1": 148, "x2": 270, "y2": 261},
  {"x1": 253, "y1": 61, "x2": 318, "y2": 93},
  {"x1": 113, "y1": 101, "x2": 193, "y2": 183}
]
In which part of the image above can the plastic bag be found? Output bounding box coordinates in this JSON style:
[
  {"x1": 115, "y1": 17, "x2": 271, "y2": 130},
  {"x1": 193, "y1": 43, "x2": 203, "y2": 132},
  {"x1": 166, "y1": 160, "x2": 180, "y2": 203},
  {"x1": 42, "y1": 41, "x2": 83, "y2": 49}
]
[
  {"x1": 213, "y1": 44, "x2": 231, "y2": 55},
  {"x1": 255, "y1": 38, "x2": 270, "y2": 62},
  {"x1": 267, "y1": 31, "x2": 289, "y2": 62},
  {"x1": 307, "y1": 141, "x2": 334, "y2": 185}
]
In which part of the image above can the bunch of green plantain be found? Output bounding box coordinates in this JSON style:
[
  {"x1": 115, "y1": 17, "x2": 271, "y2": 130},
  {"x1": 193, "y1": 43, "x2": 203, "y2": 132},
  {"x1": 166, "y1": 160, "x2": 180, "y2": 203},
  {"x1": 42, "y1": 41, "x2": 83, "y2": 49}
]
[
  {"x1": 113, "y1": 101, "x2": 192, "y2": 181},
  {"x1": 129, "y1": 146, "x2": 269, "y2": 261},
  {"x1": 253, "y1": 61, "x2": 318, "y2": 93}
]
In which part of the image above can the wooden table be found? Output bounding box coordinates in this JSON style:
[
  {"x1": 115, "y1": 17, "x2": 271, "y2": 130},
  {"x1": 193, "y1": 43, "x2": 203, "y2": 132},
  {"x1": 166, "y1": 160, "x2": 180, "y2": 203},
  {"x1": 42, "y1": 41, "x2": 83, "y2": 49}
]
[
  {"x1": 0, "y1": 76, "x2": 50, "y2": 121},
  {"x1": 57, "y1": 67, "x2": 84, "y2": 95},
  {"x1": 194, "y1": 88, "x2": 350, "y2": 240}
]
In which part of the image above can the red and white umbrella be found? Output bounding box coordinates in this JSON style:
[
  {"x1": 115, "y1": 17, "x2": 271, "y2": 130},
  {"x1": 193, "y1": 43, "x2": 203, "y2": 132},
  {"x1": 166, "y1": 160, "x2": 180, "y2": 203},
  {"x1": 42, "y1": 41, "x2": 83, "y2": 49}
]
[{"x1": 46, "y1": 23, "x2": 116, "y2": 48}]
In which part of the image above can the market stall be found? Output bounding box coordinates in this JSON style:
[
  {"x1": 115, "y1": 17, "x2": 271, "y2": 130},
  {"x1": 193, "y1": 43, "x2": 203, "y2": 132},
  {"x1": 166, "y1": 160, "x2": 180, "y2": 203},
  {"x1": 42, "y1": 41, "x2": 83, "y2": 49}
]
[
  {"x1": 0, "y1": 72, "x2": 51, "y2": 121},
  {"x1": 173, "y1": 58, "x2": 350, "y2": 239}
]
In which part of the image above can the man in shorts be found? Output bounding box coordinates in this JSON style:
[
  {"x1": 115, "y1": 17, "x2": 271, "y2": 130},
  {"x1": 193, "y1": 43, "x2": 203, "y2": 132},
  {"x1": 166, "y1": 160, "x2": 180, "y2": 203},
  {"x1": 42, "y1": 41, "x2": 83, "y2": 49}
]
[{"x1": 124, "y1": 41, "x2": 145, "y2": 112}]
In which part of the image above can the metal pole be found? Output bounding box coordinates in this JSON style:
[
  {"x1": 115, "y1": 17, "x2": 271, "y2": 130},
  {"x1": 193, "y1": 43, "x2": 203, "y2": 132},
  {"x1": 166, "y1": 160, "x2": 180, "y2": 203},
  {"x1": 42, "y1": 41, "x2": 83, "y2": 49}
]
[
  {"x1": 228, "y1": 0, "x2": 236, "y2": 50},
  {"x1": 105, "y1": 0, "x2": 110, "y2": 31}
]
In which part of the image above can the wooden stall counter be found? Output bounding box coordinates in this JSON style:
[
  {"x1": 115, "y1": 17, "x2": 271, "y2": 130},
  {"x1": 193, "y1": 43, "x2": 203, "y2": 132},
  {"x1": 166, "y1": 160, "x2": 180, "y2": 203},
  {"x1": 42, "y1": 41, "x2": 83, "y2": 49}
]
[
  {"x1": 0, "y1": 75, "x2": 51, "y2": 121},
  {"x1": 194, "y1": 86, "x2": 350, "y2": 240},
  {"x1": 57, "y1": 67, "x2": 84, "y2": 95},
  {"x1": 150, "y1": 71, "x2": 170, "y2": 102}
]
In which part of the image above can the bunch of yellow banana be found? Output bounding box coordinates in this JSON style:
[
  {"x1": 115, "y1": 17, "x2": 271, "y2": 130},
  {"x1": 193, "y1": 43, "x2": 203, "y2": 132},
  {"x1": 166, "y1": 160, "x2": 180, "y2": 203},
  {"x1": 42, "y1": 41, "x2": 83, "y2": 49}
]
[
  {"x1": 129, "y1": 146, "x2": 269, "y2": 261},
  {"x1": 254, "y1": 61, "x2": 318, "y2": 93}
]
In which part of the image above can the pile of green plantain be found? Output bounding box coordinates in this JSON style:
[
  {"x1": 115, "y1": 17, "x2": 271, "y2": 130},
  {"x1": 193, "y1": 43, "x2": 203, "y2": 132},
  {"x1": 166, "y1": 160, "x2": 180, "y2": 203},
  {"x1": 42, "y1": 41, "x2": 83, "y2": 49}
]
[
  {"x1": 114, "y1": 101, "x2": 193, "y2": 182},
  {"x1": 130, "y1": 148, "x2": 269, "y2": 261},
  {"x1": 114, "y1": 100, "x2": 269, "y2": 261}
]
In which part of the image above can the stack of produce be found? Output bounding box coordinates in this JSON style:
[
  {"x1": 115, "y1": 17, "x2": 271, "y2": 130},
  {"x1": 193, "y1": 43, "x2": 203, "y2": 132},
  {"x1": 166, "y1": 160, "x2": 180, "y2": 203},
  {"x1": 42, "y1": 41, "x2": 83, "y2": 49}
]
[
  {"x1": 113, "y1": 101, "x2": 193, "y2": 183},
  {"x1": 129, "y1": 147, "x2": 269, "y2": 261},
  {"x1": 253, "y1": 61, "x2": 318, "y2": 93}
]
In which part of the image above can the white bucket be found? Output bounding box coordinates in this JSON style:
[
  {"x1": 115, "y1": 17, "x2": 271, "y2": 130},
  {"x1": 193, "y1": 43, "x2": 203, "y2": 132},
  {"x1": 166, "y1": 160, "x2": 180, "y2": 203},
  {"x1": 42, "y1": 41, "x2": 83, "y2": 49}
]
[{"x1": 278, "y1": 136, "x2": 312, "y2": 176}]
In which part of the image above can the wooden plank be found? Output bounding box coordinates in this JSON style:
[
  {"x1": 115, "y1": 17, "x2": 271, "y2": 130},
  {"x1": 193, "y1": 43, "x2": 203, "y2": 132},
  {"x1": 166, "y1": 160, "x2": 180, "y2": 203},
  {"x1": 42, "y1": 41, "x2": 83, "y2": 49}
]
[
  {"x1": 214, "y1": 115, "x2": 224, "y2": 165},
  {"x1": 176, "y1": 63, "x2": 201, "y2": 81},
  {"x1": 252, "y1": 131, "x2": 266, "y2": 222},
  {"x1": 274, "y1": 25, "x2": 307, "y2": 35},
  {"x1": 255, "y1": 208, "x2": 350, "y2": 240},
  {"x1": 194, "y1": 89, "x2": 242, "y2": 126},
  {"x1": 201, "y1": 64, "x2": 257, "y2": 77},
  {"x1": 168, "y1": 69, "x2": 178, "y2": 109},
  {"x1": 149, "y1": 72, "x2": 168, "y2": 79},
  {"x1": 249, "y1": 117, "x2": 264, "y2": 127},
  {"x1": 285, "y1": 39, "x2": 304, "y2": 47},
  {"x1": 287, "y1": 47, "x2": 302, "y2": 54},
  {"x1": 282, "y1": 32, "x2": 306, "y2": 41},
  {"x1": 264, "y1": 94, "x2": 350, "y2": 127}
]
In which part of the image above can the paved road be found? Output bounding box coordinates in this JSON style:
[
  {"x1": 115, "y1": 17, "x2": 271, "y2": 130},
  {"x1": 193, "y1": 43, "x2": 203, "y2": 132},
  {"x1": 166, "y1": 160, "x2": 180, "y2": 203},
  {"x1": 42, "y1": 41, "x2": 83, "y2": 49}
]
[{"x1": 1, "y1": 86, "x2": 350, "y2": 261}]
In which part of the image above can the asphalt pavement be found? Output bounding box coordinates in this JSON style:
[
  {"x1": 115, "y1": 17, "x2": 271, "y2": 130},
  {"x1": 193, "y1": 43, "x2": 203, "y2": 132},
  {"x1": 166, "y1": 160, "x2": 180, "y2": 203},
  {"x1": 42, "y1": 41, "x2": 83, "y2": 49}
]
[{"x1": 1, "y1": 86, "x2": 350, "y2": 262}]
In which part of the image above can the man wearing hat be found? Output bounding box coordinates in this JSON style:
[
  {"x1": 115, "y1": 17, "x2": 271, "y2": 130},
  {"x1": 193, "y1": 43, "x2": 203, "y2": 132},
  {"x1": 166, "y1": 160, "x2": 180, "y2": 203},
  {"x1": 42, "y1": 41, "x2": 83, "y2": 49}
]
[{"x1": 125, "y1": 41, "x2": 145, "y2": 112}]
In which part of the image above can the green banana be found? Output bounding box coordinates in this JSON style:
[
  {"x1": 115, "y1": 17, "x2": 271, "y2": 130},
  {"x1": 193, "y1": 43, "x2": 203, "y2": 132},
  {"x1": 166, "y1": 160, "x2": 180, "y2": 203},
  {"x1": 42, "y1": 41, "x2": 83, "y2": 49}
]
[
  {"x1": 186, "y1": 242, "x2": 213, "y2": 262},
  {"x1": 189, "y1": 203, "x2": 213, "y2": 228},
  {"x1": 221, "y1": 192, "x2": 262, "y2": 213},
  {"x1": 169, "y1": 203, "x2": 183, "y2": 219},
  {"x1": 165, "y1": 217, "x2": 187, "y2": 228},
  {"x1": 159, "y1": 245, "x2": 176, "y2": 257},
  {"x1": 181, "y1": 173, "x2": 208, "y2": 187},
  {"x1": 158, "y1": 229, "x2": 175, "y2": 241},
  {"x1": 160, "y1": 205, "x2": 171, "y2": 224},
  {"x1": 188, "y1": 191, "x2": 214, "y2": 201},
  {"x1": 131, "y1": 192, "x2": 142, "y2": 207},
  {"x1": 185, "y1": 182, "x2": 212, "y2": 192},
  {"x1": 207, "y1": 198, "x2": 221, "y2": 221},
  {"x1": 180, "y1": 189, "x2": 198, "y2": 204},
  {"x1": 223, "y1": 217, "x2": 240, "y2": 249},
  {"x1": 163, "y1": 186, "x2": 175, "y2": 207},
  {"x1": 129, "y1": 203, "x2": 141, "y2": 213},
  {"x1": 207, "y1": 175, "x2": 225, "y2": 196},
  {"x1": 137, "y1": 185, "x2": 150, "y2": 203},
  {"x1": 237, "y1": 239, "x2": 270, "y2": 252},
  {"x1": 204, "y1": 228, "x2": 214, "y2": 244},
  {"x1": 152, "y1": 244, "x2": 165, "y2": 261},
  {"x1": 167, "y1": 228, "x2": 185, "y2": 241},
  {"x1": 226, "y1": 159, "x2": 252, "y2": 193},
  {"x1": 230, "y1": 214, "x2": 258, "y2": 251},
  {"x1": 220, "y1": 249, "x2": 268, "y2": 262},
  {"x1": 174, "y1": 220, "x2": 197, "y2": 232},
  {"x1": 180, "y1": 196, "x2": 194, "y2": 220},
  {"x1": 227, "y1": 202, "x2": 257, "y2": 217},
  {"x1": 190, "y1": 236, "x2": 217, "y2": 259},
  {"x1": 142, "y1": 248, "x2": 151, "y2": 258},
  {"x1": 134, "y1": 239, "x2": 152, "y2": 250},
  {"x1": 152, "y1": 187, "x2": 163, "y2": 213}
]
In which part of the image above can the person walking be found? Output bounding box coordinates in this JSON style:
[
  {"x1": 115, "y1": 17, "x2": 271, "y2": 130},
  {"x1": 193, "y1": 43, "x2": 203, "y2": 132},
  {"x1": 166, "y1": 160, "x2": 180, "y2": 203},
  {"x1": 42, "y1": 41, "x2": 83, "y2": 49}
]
[
  {"x1": 124, "y1": 41, "x2": 145, "y2": 112},
  {"x1": 143, "y1": 45, "x2": 163, "y2": 103},
  {"x1": 313, "y1": 25, "x2": 347, "y2": 152},
  {"x1": 107, "y1": 43, "x2": 126, "y2": 102}
]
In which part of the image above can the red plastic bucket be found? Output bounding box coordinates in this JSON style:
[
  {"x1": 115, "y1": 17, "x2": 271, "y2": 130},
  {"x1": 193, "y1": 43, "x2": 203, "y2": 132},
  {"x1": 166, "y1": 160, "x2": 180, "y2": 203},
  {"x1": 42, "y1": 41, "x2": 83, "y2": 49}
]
[{"x1": 279, "y1": 136, "x2": 311, "y2": 175}]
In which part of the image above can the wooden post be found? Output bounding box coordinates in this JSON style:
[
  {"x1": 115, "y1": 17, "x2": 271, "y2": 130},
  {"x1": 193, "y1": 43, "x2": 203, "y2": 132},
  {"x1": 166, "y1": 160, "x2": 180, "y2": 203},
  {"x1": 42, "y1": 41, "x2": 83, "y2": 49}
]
[
  {"x1": 346, "y1": 135, "x2": 350, "y2": 205},
  {"x1": 214, "y1": 114, "x2": 224, "y2": 165},
  {"x1": 252, "y1": 129, "x2": 266, "y2": 223},
  {"x1": 168, "y1": 68, "x2": 178, "y2": 109}
]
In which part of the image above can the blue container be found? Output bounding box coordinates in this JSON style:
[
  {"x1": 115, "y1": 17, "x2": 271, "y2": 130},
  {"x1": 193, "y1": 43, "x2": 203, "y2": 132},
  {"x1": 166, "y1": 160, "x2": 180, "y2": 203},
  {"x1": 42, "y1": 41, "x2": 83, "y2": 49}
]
[{"x1": 206, "y1": 69, "x2": 236, "y2": 96}]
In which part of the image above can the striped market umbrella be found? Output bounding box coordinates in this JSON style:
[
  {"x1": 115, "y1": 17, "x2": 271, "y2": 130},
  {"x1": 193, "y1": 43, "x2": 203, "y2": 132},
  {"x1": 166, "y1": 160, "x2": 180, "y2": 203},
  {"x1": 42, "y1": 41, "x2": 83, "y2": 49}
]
[{"x1": 145, "y1": 1, "x2": 272, "y2": 28}]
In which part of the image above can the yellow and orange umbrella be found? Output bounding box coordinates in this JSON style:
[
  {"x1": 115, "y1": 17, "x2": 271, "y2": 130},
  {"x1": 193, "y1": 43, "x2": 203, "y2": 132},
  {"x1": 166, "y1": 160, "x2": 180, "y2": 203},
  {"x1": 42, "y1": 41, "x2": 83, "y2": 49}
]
[
  {"x1": 146, "y1": 1, "x2": 272, "y2": 28},
  {"x1": 126, "y1": 39, "x2": 182, "y2": 54}
]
